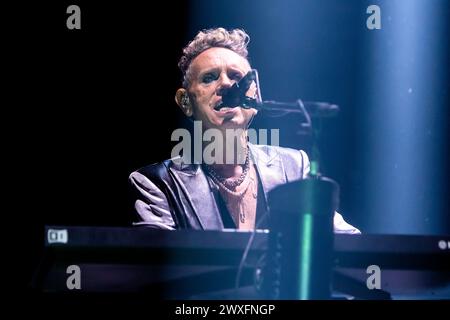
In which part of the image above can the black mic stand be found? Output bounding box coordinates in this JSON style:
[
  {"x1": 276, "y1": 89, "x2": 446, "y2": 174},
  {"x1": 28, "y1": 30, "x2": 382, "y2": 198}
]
[
  {"x1": 224, "y1": 70, "x2": 382, "y2": 299},
  {"x1": 252, "y1": 83, "x2": 339, "y2": 300}
]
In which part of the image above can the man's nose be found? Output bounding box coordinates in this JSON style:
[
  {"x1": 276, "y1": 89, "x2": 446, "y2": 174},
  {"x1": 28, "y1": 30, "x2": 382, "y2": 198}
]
[{"x1": 216, "y1": 74, "x2": 234, "y2": 96}]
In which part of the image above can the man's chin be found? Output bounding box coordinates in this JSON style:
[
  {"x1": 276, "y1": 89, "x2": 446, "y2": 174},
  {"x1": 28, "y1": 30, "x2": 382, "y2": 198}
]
[{"x1": 220, "y1": 117, "x2": 249, "y2": 130}]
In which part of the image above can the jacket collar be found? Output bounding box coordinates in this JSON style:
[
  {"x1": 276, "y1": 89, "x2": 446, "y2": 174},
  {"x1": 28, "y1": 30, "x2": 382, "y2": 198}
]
[
  {"x1": 248, "y1": 144, "x2": 287, "y2": 204},
  {"x1": 168, "y1": 144, "x2": 287, "y2": 229}
]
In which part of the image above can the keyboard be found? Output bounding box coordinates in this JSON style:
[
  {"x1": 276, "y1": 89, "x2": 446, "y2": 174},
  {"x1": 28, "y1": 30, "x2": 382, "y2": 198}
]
[{"x1": 35, "y1": 226, "x2": 450, "y2": 299}]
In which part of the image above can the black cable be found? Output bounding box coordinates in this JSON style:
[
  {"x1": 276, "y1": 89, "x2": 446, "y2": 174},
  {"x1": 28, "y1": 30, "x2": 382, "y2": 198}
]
[{"x1": 234, "y1": 212, "x2": 269, "y2": 292}]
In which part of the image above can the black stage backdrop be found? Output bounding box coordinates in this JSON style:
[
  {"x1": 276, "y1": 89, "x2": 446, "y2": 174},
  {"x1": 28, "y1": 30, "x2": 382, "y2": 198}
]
[{"x1": 8, "y1": 0, "x2": 449, "y2": 303}]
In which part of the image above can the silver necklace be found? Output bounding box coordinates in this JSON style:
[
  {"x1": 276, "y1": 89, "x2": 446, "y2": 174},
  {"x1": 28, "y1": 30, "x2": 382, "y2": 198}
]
[{"x1": 204, "y1": 147, "x2": 250, "y2": 190}]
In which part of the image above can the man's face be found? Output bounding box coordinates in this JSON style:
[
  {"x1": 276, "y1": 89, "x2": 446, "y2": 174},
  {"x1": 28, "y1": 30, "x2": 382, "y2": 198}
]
[{"x1": 186, "y1": 47, "x2": 257, "y2": 130}]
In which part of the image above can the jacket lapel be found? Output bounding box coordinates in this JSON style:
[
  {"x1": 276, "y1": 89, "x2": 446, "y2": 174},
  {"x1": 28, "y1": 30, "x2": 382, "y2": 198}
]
[
  {"x1": 167, "y1": 144, "x2": 288, "y2": 230},
  {"x1": 168, "y1": 160, "x2": 224, "y2": 230},
  {"x1": 249, "y1": 144, "x2": 288, "y2": 204}
]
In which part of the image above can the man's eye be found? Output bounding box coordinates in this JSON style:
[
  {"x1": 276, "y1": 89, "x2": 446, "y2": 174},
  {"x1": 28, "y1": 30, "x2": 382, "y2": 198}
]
[
  {"x1": 230, "y1": 73, "x2": 243, "y2": 81},
  {"x1": 202, "y1": 74, "x2": 217, "y2": 83}
]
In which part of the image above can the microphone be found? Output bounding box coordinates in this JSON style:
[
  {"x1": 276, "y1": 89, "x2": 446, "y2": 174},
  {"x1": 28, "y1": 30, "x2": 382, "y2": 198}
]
[
  {"x1": 216, "y1": 69, "x2": 339, "y2": 118},
  {"x1": 218, "y1": 69, "x2": 257, "y2": 109}
]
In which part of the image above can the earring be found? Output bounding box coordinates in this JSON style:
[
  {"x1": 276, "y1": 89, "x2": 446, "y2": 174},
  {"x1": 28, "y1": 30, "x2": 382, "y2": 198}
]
[{"x1": 181, "y1": 94, "x2": 190, "y2": 108}]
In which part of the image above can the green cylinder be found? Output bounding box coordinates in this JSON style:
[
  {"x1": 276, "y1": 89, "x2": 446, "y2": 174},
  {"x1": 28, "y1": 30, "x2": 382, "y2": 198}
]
[{"x1": 266, "y1": 176, "x2": 338, "y2": 299}]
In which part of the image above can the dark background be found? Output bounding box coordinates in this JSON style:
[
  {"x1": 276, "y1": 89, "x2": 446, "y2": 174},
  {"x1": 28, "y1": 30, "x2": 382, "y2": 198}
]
[{"x1": 10, "y1": 0, "x2": 449, "y2": 295}]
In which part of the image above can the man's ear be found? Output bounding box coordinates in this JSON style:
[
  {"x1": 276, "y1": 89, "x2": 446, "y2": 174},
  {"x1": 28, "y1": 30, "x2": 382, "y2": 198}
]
[{"x1": 175, "y1": 88, "x2": 193, "y2": 117}]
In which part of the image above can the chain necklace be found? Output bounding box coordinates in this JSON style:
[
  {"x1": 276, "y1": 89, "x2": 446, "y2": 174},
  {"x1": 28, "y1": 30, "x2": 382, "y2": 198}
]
[
  {"x1": 203, "y1": 146, "x2": 250, "y2": 190},
  {"x1": 209, "y1": 164, "x2": 257, "y2": 225}
]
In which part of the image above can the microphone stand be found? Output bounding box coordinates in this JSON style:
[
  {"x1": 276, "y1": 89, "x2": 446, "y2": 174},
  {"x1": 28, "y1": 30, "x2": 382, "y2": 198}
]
[
  {"x1": 263, "y1": 102, "x2": 339, "y2": 299},
  {"x1": 242, "y1": 96, "x2": 328, "y2": 174},
  {"x1": 242, "y1": 98, "x2": 339, "y2": 117},
  {"x1": 235, "y1": 75, "x2": 340, "y2": 300}
]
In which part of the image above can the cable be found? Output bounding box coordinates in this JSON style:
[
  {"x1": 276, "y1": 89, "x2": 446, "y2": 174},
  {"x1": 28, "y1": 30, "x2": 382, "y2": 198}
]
[{"x1": 234, "y1": 212, "x2": 269, "y2": 293}]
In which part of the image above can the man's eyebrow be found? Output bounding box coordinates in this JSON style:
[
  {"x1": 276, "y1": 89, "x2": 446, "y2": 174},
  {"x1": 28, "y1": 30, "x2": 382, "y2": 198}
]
[
  {"x1": 227, "y1": 64, "x2": 247, "y2": 72},
  {"x1": 202, "y1": 66, "x2": 245, "y2": 75},
  {"x1": 198, "y1": 67, "x2": 220, "y2": 76}
]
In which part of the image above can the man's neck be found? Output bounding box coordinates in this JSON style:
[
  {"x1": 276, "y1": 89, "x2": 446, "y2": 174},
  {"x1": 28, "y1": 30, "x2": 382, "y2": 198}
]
[{"x1": 204, "y1": 130, "x2": 248, "y2": 179}]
